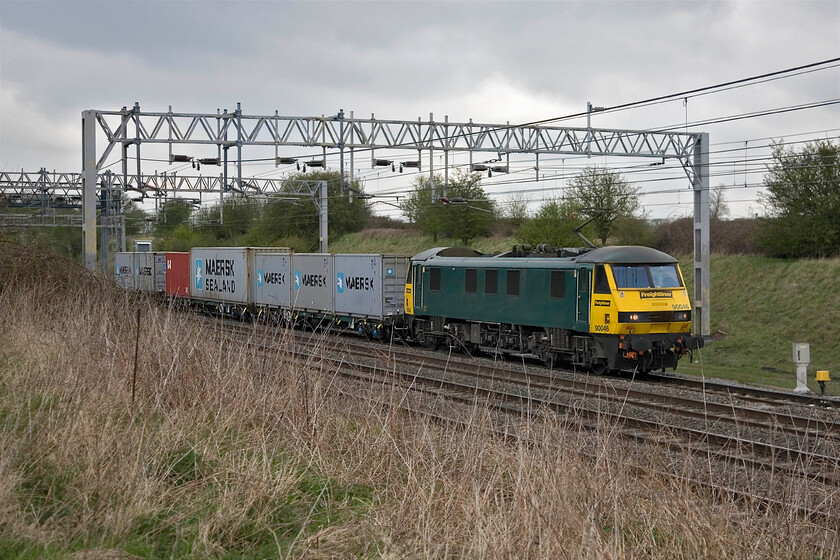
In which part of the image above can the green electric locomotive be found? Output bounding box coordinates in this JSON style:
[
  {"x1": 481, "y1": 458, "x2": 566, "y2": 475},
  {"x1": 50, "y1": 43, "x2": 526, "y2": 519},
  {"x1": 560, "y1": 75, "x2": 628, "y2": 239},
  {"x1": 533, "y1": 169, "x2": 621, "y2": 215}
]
[{"x1": 403, "y1": 245, "x2": 703, "y2": 374}]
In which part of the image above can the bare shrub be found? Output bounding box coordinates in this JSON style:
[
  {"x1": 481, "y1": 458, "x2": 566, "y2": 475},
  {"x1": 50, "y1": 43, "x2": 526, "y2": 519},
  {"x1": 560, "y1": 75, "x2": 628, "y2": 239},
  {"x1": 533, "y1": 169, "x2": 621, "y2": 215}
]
[{"x1": 655, "y1": 217, "x2": 760, "y2": 255}]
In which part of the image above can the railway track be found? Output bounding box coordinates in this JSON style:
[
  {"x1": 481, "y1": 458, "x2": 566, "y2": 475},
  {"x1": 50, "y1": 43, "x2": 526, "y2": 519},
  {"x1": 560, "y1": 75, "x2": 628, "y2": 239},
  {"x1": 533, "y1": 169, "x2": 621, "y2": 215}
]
[
  {"x1": 206, "y1": 317, "x2": 840, "y2": 519},
  {"x1": 291, "y1": 332, "x2": 840, "y2": 484},
  {"x1": 278, "y1": 326, "x2": 840, "y2": 445},
  {"x1": 644, "y1": 370, "x2": 840, "y2": 409}
]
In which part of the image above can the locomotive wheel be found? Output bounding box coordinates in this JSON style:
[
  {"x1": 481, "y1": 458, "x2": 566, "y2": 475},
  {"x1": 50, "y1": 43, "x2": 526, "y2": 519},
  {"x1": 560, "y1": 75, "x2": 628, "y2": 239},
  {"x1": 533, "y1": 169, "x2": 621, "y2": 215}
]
[
  {"x1": 590, "y1": 359, "x2": 607, "y2": 376},
  {"x1": 541, "y1": 352, "x2": 554, "y2": 369},
  {"x1": 462, "y1": 342, "x2": 478, "y2": 356}
]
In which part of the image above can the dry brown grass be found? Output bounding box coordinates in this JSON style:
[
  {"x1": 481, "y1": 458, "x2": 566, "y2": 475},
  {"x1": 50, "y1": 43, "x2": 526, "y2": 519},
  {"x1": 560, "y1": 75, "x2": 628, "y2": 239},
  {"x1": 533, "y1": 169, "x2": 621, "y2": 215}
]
[{"x1": 0, "y1": 241, "x2": 837, "y2": 559}]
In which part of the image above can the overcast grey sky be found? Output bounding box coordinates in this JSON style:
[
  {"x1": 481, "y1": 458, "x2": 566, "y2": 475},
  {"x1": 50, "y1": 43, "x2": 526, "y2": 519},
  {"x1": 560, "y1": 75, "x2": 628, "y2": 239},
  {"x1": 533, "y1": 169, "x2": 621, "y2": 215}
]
[{"x1": 1, "y1": 0, "x2": 838, "y2": 219}]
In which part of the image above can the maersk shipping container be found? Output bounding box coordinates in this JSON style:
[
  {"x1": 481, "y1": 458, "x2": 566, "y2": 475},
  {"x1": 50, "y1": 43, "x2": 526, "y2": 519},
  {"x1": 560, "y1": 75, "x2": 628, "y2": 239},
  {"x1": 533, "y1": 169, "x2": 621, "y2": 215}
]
[
  {"x1": 114, "y1": 251, "x2": 164, "y2": 293},
  {"x1": 334, "y1": 254, "x2": 409, "y2": 319},
  {"x1": 114, "y1": 252, "x2": 134, "y2": 289},
  {"x1": 290, "y1": 253, "x2": 333, "y2": 313},
  {"x1": 190, "y1": 247, "x2": 291, "y2": 304},
  {"x1": 133, "y1": 252, "x2": 158, "y2": 293},
  {"x1": 165, "y1": 252, "x2": 191, "y2": 298},
  {"x1": 154, "y1": 253, "x2": 166, "y2": 293},
  {"x1": 190, "y1": 247, "x2": 251, "y2": 304},
  {"x1": 251, "y1": 252, "x2": 292, "y2": 309}
]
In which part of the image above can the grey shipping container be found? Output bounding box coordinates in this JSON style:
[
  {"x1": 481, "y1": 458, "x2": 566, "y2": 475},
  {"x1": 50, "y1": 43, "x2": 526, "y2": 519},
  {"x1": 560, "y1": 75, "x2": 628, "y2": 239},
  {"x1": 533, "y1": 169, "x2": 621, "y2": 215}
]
[
  {"x1": 114, "y1": 252, "x2": 165, "y2": 293},
  {"x1": 290, "y1": 253, "x2": 333, "y2": 313},
  {"x1": 114, "y1": 252, "x2": 134, "y2": 289},
  {"x1": 334, "y1": 254, "x2": 409, "y2": 319},
  {"x1": 251, "y1": 252, "x2": 292, "y2": 308},
  {"x1": 190, "y1": 247, "x2": 251, "y2": 304},
  {"x1": 154, "y1": 253, "x2": 166, "y2": 293},
  {"x1": 191, "y1": 247, "x2": 291, "y2": 304},
  {"x1": 134, "y1": 252, "x2": 157, "y2": 293}
]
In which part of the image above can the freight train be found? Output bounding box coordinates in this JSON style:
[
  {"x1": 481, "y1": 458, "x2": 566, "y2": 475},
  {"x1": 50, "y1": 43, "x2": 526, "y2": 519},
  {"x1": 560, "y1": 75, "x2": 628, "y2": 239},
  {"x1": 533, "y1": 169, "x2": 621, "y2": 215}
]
[{"x1": 115, "y1": 244, "x2": 703, "y2": 374}]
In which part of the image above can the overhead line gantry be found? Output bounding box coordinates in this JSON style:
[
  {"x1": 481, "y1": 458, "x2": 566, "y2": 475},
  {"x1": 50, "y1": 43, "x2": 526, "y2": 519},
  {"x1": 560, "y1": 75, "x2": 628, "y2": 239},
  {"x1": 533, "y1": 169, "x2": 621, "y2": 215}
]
[{"x1": 81, "y1": 103, "x2": 711, "y2": 336}]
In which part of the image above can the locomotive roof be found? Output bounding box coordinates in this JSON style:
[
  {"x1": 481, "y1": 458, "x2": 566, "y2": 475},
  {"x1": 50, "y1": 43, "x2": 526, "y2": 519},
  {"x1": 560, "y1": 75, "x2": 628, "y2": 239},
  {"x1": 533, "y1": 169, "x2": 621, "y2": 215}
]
[
  {"x1": 412, "y1": 247, "x2": 484, "y2": 261},
  {"x1": 575, "y1": 246, "x2": 677, "y2": 264},
  {"x1": 411, "y1": 245, "x2": 677, "y2": 266}
]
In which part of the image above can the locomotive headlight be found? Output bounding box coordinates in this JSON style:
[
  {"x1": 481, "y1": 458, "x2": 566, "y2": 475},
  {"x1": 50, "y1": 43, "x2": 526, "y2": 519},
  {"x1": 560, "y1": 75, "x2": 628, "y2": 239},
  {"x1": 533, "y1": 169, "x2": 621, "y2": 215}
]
[
  {"x1": 673, "y1": 311, "x2": 691, "y2": 322},
  {"x1": 618, "y1": 312, "x2": 648, "y2": 323}
]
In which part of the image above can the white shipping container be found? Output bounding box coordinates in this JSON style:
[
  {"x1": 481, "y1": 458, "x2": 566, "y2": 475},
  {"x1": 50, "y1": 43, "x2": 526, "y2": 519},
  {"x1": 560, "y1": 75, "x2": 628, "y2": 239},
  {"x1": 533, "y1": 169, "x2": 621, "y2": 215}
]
[
  {"x1": 290, "y1": 254, "x2": 333, "y2": 313},
  {"x1": 114, "y1": 252, "x2": 134, "y2": 290},
  {"x1": 190, "y1": 247, "x2": 251, "y2": 304},
  {"x1": 334, "y1": 254, "x2": 409, "y2": 319},
  {"x1": 114, "y1": 252, "x2": 166, "y2": 293},
  {"x1": 251, "y1": 252, "x2": 292, "y2": 308},
  {"x1": 134, "y1": 252, "x2": 157, "y2": 293},
  {"x1": 191, "y1": 247, "x2": 292, "y2": 304},
  {"x1": 154, "y1": 253, "x2": 166, "y2": 293}
]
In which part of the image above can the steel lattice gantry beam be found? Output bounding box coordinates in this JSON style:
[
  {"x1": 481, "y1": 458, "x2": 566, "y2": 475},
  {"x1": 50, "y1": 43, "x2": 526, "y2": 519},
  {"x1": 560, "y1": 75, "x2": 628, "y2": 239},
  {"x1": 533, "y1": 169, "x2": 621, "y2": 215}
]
[
  {"x1": 0, "y1": 212, "x2": 124, "y2": 229},
  {"x1": 81, "y1": 104, "x2": 710, "y2": 337},
  {"x1": 86, "y1": 105, "x2": 703, "y2": 178},
  {"x1": 0, "y1": 170, "x2": 310, "y2": 203},
  {"x1": 0, "y1": 169, "x2": 86, "y2": 208},
  {"x1": 0, "y1": 170, "x2": 327, "y2": 261}
]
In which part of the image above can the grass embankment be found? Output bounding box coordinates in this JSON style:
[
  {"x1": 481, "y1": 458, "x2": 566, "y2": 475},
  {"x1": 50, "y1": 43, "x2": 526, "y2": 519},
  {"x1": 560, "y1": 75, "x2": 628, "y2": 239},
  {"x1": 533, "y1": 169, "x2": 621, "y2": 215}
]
[
  {"x1": 1, "y1": 242, "x2": 838, "y2": 558},
  {"x1": 334, "y1": 230, "x2": 840, "y2": 394},
  {"x1": 676, "y1": 254, "x2": 840, "y2": 394}
]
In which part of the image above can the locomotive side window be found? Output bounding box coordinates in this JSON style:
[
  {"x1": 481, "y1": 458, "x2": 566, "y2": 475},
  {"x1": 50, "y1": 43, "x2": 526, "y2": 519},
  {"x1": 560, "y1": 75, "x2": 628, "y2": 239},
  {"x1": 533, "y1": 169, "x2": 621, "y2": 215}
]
[
  {"x1": 550, "y1": 270, "x2": 566, "y2": 298},
  {"x1": 485, "y1": 269, "x2": 498, "y2": 294},
  {"x1": 506, "y1": 270, "x2": 520, "y2": 296},
  {"x1": 594, "y1": 266, "x2": 611, "y2": 294},
  {"x1": 465, "y1": 268, "x2": 477, "y2": 293},
  {"x1": 430, "y1": 267, "x2": 441, "y2": 291}
]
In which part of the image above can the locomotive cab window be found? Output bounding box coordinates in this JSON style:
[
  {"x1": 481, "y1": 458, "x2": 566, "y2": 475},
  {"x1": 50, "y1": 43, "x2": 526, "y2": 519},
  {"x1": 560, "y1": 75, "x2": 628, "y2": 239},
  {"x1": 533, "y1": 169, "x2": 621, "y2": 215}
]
[
  {"x1": 594, "y1": 266, "x2": 611, "y2": 294},
  {"x1": 506, "y1": 270, "x2": 520, "y2": 296},
  {"x1": 612, "y1": 264, "x2": 683, "y2": 289},
  {"x1": 485, "y1": 269, "x2": 498, "y2": 294},
  {"x1": 649, "y1": 264, "x2": 682, "y2": 288},
  {"x1": 430, "y1": 267, "x2": 441, "y2": 291},
  {"x1": 550, "y1": 270, "x2": 566, "y2": 299},
  {"x1": 465, "y1": 268, "x2": 477, "y2": 294}
]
